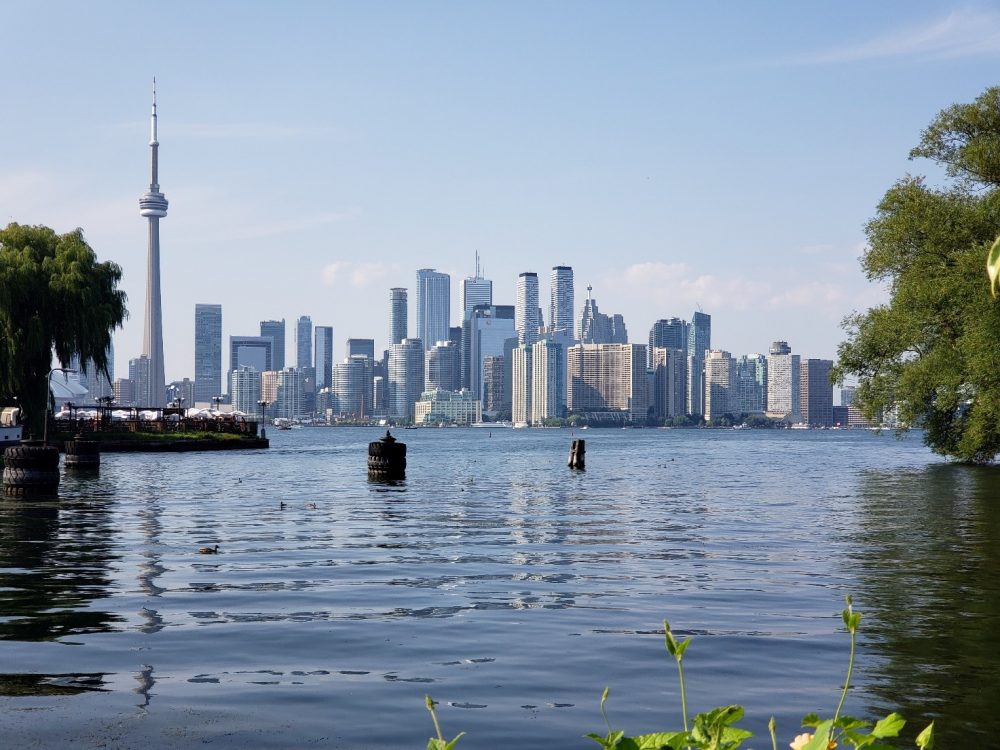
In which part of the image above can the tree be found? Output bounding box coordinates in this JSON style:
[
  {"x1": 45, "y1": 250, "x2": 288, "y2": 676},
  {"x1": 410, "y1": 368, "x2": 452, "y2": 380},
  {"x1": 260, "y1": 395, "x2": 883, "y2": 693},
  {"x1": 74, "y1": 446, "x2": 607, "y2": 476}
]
[
  {"x1": 833, "y1": 87, "x2": 1000, "y2": 463},
  {"x1": 0, "y1": 224, "x2": 127, "y2": 438}
]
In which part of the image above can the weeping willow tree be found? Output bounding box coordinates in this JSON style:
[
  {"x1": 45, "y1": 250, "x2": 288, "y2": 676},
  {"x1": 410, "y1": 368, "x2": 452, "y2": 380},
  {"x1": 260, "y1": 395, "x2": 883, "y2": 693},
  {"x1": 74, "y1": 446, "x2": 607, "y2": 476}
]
[
  {"x1": 834, "y1": 87, "x2": 1000, "y2": 463},
  {"x1": 0, "y1": 223, "x2": 127, "y2": 438}
]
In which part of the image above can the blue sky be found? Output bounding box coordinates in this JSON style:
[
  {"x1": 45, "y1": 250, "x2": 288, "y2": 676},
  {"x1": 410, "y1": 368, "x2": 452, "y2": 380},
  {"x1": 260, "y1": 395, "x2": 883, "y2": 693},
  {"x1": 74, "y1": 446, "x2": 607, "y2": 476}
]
[{"x1": 1, "y1": 3, "x2": 997, "y2": 381}]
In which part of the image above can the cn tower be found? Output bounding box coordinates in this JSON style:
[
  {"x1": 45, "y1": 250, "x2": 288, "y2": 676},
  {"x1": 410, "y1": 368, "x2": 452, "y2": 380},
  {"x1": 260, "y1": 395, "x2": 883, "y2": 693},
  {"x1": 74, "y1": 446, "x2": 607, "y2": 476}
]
[{"x1": 138, "y1": 79, "x2": 168, "y2": 406}]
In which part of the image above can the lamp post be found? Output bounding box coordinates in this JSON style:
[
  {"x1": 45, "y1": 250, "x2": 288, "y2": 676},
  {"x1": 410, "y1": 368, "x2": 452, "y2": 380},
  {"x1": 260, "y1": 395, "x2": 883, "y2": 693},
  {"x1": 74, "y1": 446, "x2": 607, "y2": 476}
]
[
  {"x1": 43, "y1": 367, "x2": 76, "y2": 445},
  {"x1": 212, "y1": 396, "x2": 223, "y2": 413},
  {"x1": 257, "y1": 399, "x2": 269, "y2": 435}
]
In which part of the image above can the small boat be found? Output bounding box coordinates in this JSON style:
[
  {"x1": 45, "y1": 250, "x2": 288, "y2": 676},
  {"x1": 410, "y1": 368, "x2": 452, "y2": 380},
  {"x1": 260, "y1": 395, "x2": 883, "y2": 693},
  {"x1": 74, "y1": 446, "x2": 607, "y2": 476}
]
[{"x1": 0, "y1": 406, "x2": 23, "y2": 447}]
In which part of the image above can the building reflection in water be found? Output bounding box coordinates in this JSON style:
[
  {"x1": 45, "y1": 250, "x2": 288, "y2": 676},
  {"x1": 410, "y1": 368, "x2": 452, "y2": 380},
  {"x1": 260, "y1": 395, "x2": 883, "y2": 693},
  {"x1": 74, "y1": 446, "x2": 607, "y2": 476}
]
[
  {"x1": 850, "y1": 464, "x2": 1000, "y2": 748},
  {"x1": 0, "y1": 497, "x2": 121, "y2": 642}
]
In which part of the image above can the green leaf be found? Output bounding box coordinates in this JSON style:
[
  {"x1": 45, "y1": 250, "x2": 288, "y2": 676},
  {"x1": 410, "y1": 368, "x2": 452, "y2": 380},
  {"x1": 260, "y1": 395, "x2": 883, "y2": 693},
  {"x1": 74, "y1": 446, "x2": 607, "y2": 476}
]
[
  {"x1": 800, "y1": 713, "x2": 821, "y2": 728},
  {"x1": 663, "y1": 620, "x2": 692, "y2": 660},
  {"x1": 988, "y1": 235, "x2": 1000, "y2": 297},
  {"x1": 916, "y1": 721, "x2": 935, "y2": 750},
  {"x1": 836, "y1": 716, "x2": 871, "y2": 731},
  {"x1": 802, "y1": 721, "x2": 834, "y2": 750},
  {"x1": 871, "y1": 712, "x2": 905, "y2": 739},
  {"x1": 632, "y1": 731, "x2": 689, "y2": 749}
]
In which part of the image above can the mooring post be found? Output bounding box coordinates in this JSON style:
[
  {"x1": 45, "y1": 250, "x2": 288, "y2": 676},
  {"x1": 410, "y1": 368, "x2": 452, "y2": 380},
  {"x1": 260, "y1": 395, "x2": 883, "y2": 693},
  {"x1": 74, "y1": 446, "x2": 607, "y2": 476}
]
[
  {"x1": 368, "y1": 430, "x2": 406, "y2": 479},
  {"x1": 568, "y1": 438, "x2": 586, "y2": 470}
]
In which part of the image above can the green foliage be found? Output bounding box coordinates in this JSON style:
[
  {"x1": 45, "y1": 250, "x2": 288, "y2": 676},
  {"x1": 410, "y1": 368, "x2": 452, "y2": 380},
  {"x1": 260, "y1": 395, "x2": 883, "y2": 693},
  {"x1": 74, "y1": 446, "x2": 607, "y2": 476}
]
[
  {"x1": 833, "y1": 86, "x2": 1000, "y2": 463},
  {"x1": 424, "y1": 695, "x2": 464, "y2": 750},
  {"x1": 0, "y1": 223, "x2": 126, "y2": 437}
]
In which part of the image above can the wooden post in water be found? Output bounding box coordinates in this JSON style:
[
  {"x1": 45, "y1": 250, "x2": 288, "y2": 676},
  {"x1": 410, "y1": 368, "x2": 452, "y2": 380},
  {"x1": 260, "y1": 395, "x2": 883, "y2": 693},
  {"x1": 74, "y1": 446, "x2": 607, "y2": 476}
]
[
  {"x1": 568, "y1": 439, "x2": 585, "y2": 470},
  {"x1": 65, "y1": 434, "x2": 100, "y2": 472},
  {"x1": 368, "y1": 430, "x2": 406, "y2": 479}
]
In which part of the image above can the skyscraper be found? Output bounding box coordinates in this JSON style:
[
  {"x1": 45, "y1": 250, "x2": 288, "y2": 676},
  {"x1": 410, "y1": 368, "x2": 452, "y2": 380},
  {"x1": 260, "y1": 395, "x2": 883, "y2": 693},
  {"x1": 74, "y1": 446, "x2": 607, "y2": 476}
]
[
  {"x1": 195, "y1": 304, "x2": 222, "y2": 405},
  {"x1": 549, "y1": 266, "x2": 574, "y2": 337},
  {"x1": 686, "y1": 311, "x2": 711, "y2": 416},
  {"x1": 531, "y1": 338, "x2": 566, "y2": 425},
  {"x1": 314, "y1": 326, "x2": 334, "y2": 392},
  {"x1": 801, "y1": 359, "x2": 834, "y2": 426},
  {"x1": 388, "y1": 338, "x2": 425, "y2": 422},
  {"x1": 347, "y1": 338, "x2": 376, "y2": 360},
  {"x1": 138, "y1": 80, "x2": 168, "y2": 407},
  {"x1": 648, "y1": 318, "x2": 686, "y2": 367},
  {"x1": 416, "y1": 269, "x2": 450, "y2": 350},
  {"x1": 766, "y1": 341, "x2": 801, "y2": 422},
  {"x1": 736, "y1": 354, "x2": 767, "y2": 414},
  {"x1": 229, "y1": 335, "x2": 273, "y2": 396},
  {"x1": 468, "y1": 305, "x2": 516, "y2": 399},
  {"x1": 260, "y1": 319, "x2": 286, "y2": 370},
  {"x1": 704, "y1": 349, "x2": 736, "y2": 422},
  {"x1": 511, "y1": 344, "x2": 533, "y2": 426},
  {"x1": 462, "y1": 253, "x2": 493, "y2": 316},
  {"x1": 567, "y1": 343, "x2": 648, "y2": 421},
  {"x1": 652, "y1": 347, "x2": 686, "y2": 420},
  {"x1": 426, "y1": 340, "x2": 460, "y2": 392},
  {"x1": 390, "y1": 288, "x2": 408, "y2": 346},
  {"x1": 295, "y1": 315, "x2": 312, "y2": 370},
  {"x1": 516, "y1": 272, "x2": 540, "y2": 346},
  {"x1": 579, "y1": 286, "x2": 627, "y2": 344}
]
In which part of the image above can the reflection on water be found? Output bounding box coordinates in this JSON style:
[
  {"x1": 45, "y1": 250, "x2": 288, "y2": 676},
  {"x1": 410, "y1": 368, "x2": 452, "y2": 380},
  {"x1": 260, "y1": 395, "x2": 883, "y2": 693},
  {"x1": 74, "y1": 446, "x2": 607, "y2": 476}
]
[
  {"x1": 852, "y1": 464, "x2": 1000, "y2": 748},
  {"x1": 2, "y1": 429, "x2": 997, "y2": 748}
]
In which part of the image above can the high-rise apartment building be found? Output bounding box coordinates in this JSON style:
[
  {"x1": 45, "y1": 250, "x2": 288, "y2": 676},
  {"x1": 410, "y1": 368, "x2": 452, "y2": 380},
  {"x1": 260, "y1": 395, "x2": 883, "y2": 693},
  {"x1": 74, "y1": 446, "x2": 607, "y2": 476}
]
[
  {"x1": 259, "y1": 319, "x2": 286, "y2": 370},
  {"x1": 648, "y1": 318, "x2": 686, "y2": 368},
  {"x1": 468, "y1": 305, "x2": 516, "y2": 399},
  {"x1": 295, "y1": 316, "x2": 312, "y2": 370},
  {"x1": 531, "y1": 339, "x2": 566, "y2": 425},
  {"x1": 275, "y1": 368, "x2": 302, "y2": 419},
  {"x1": 416, "y1": 269, "x2": 450, "y2": 350},
  {"x1": 511, "y1": 344, "x2": 533, "y2": 425},
  {"x1": 333, "y1": 355, "x2": 374, "y2": 418},
  {"x1": 801, "y1": 359, "x2": 834, "y2": 426},
  {"x1": 390, "y1": 288, "x2": 408, "y2": 346},
  {"x1": 129, "y1": 355, "x2": 152, "y2": 406},
  {"x1": 652, "y1": 347, "x2": 686, "y2": 420},
  {"x1": 704, "y1": 349, "x2": 736, "y2": 422},
  {"x1": 388, "y1": 338, "x2": 425, "y2": 422},
  {"x1": 567, "y1": 343, "x2": 648, "y2": 420},
  {"x1": 139, "y1": 81, "x2": 168, "y2": 407},
  {"x1": 195, "y1": 303, "x2": 222, "y2": 405},
  {"x1": 686, "y1": 311, "x2": 711, "y2": 416},
  {"x1": 230, "y1": 366, "x2": 261, "y2": 415},
  {"x1": 481, "y1": 355, "x2": 505, "y2": 415},
  {"x1": 314, "y1": 326, "x2": 334, "y2": 392},
  {"x1": 549, "y1": 266, "x2": 574, "y2": 337},
  {"x1": 516, "y1": 272, "x2": 541, "y2": 346},
  {"x1": 766, "y1": 341, "x2": 801, "y2": 422},
  {"x1": 736, "y1": 354, "x2": 767, "y2": 414},
  {"x1": 426, "y1": 340, "x2": 460, "y2": 392}
]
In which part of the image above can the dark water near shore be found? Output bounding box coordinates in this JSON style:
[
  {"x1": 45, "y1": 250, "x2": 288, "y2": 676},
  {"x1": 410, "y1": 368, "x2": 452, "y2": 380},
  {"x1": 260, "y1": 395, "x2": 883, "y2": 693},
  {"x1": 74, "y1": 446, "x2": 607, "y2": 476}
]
[{"x1": 1, "y1": 427, "x2": 998, "y2": 748}]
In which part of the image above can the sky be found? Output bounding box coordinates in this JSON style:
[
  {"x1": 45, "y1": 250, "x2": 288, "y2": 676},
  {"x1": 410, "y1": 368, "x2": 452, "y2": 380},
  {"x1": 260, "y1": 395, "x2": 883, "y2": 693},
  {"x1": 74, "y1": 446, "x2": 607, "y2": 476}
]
[{"x1": 1, "y1": 2, "x2": 998, "y2": 382}]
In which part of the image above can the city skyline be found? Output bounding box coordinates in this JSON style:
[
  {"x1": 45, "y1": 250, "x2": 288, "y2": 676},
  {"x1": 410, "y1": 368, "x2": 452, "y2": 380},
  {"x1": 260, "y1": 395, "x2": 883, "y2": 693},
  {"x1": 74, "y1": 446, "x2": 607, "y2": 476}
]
[{"x1": 2, "y1": 4, "x2": 997, "y2": 380}]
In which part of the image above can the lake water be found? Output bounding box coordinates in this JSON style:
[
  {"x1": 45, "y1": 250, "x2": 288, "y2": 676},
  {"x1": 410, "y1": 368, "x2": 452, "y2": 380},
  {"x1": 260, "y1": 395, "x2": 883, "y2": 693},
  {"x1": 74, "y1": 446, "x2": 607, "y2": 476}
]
[{"x1": 1, "y1": 427, "x2": 998, "y2": 748}]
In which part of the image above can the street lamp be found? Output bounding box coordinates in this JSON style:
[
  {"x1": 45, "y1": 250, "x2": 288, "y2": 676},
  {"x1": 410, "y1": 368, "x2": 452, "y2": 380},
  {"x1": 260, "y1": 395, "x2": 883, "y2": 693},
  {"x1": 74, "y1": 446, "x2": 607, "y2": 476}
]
[
  {"x1": 44, "y1": 367, "x2": 76, "y2": 445},
  {"x1": 257, "y1": 399, "x2": 269, "y2": 435},
  {"x1": 212, "y1": 396, "x2": 223, "y2": 413}
]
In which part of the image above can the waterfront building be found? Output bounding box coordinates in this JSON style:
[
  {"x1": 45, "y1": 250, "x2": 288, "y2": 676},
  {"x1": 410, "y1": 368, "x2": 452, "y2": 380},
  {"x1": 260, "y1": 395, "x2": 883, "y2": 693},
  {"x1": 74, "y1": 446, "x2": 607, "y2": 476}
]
[
  {"x1": 841, "y1": 385, "x2": 856, "y2": 407},
  {"x1": 648, "y1": 318, "x2": 686, "y2": 368},
  {"x1": 388, "y1": 338, "x2": 425, "y2": 422},
  {"x1": 275, "y1": 368, "x2": 302, "y2": 419},
  {"x1": 414, "y1": 389, "x2": 481, "y2": 425},
  {"x1": 426, "y1": 340, "x2": 460, "y2": 392},
  {"x1": 578, "y1": 286, "x2": 627, "y2": 344},
  {"x1": 347, "y1": 338, "x2": 375, "y2": 360},
  {"x1": 530, "y1": 339, "x2": 566, "y2": 424},
  {"x1": 686, "y1": 311, "x2": 711, "y2": 416},
  {"x1": 735, "y1": 354, "x2": 767, "y2": 414},
  {"x1": 801, "y1": 358, "x2": 834, "y2": 426},
  {"x1": 295, "y1": 316, "x2": 312, "y2": 370},
  {"x1": 481, "y1": 355, "x2": 505, "y2": 415},
  {"x1": 567, "y1": 343, "x2": 648, "y2": 420},
  {"x1": 549, "y1": 266, "x2": 574, "y2": 337},
  {"x1": 468, "y1": 305, "x2": 516, "y2": 399},
  {"x1": 651, "y1": 347, "x2": 686, "y2": 420},
  {"x1": 372, "y1": 375, "x2": 386, "y2": 414},
  {"x1": 416, "y1": 269, "x2": 450, "y2": 353},
  {"x1": 516, "y1": 272, "x2": 541, "y2": 346},
  {"x1": 261, "y1": 370, "x2": 279, "y2": 409},
  {"x1": 389, "y1": 288, "x2": 408, "y2": 346},
  {"x1": 314, "y1": 326, "x2": 334, "y2": 392},
  {"x1": 229, "y1": 336, "x2": 273, "y2": 397},
  {"x1": 230, "y1": 366, "x2": 260, "y2": 415},
  {"x1": 511, "y1": 344, "x2": 533, "y2": 425},
  {"x1": 138, "y1": 81, "x2": 168, "y2": 407},
  {"x1": 129, "y1": 355, "x2": 152, "y2": 406},
  {"x1": 766, "y1": 341, "x2": 801, "y2": 422},
  {"x1": 333, "y1": 355, "x2": 374, "y2": 418},
  {"x1": 704, "y1": 349, "x2": 737, "y2": 422},
  {"x1": 502, "y1": 337, "x2": 517, "y2": 415},
  {"x1": 194, "y1": 304, "x2": 222, "y2": 405},
  {"x1": 259, "y1": 319, "x2": 286, "y2": 370}
]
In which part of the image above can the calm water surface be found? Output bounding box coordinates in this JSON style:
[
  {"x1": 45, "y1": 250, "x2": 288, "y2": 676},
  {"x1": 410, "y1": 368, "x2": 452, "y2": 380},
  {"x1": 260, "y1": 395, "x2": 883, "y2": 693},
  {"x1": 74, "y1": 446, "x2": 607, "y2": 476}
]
[{"x1": 1, "y1": 428, "x2": 998, "y2": 748}]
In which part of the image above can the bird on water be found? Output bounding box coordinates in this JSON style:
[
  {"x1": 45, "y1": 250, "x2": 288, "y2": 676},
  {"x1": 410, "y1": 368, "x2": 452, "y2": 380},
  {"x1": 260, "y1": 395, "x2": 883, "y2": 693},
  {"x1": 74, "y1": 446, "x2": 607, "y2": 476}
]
[{"x1": 198, "y1": 545, "x2": 220, "y2": 554}]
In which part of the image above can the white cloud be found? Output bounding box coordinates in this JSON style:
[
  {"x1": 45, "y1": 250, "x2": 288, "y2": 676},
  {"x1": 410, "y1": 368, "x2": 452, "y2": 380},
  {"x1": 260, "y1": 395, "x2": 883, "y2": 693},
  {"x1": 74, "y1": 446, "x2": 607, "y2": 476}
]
[
  {"x1": 322, "y1": 260, "x2": 400, "y2": 288},
  {"x1": 785, "y1": 9, "x2": 1000, "y2": 64}
]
